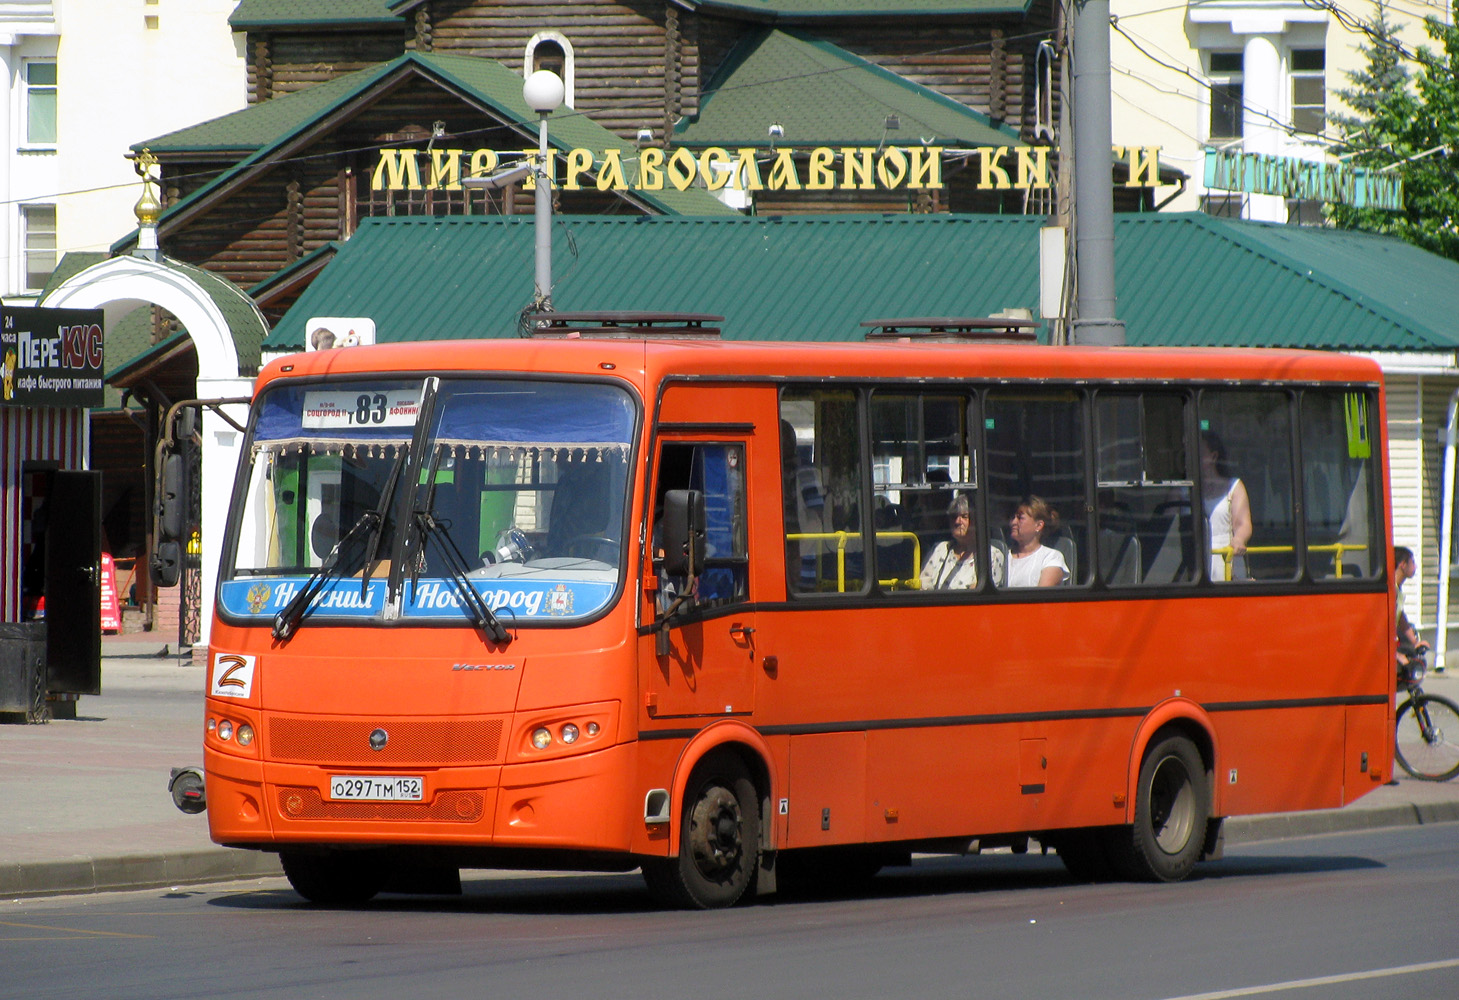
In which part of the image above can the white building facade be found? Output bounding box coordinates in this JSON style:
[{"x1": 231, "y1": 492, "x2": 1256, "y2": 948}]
[
  {"x1": 1111, "y1": 0, "x2": 1441, "y2": 222},
  {"x1": 0, "y1": 0, "x2": 245, "y2": 302},
  {"x1": 1111, "y1": 0, "x2": 1459, "y2": 653}
]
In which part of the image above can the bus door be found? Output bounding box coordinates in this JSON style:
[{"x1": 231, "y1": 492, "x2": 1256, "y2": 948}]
[{"x1": 643, "y1": 433, "x2": 756, "y2": 722}]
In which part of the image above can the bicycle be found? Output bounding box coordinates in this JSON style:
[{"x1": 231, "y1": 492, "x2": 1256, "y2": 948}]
[{"x1": 1395, "y1": 648, "x2": 1459, "y2": 781}]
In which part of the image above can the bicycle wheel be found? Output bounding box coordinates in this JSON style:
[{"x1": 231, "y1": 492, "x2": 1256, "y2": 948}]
[{"x1": 1396, "y1": 694, "x2": 1459, "y2": 781}]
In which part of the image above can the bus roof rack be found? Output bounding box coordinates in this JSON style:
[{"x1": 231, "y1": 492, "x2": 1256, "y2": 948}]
[
  {"x1": 861, "y1": 317, "x2": 1040, "y2": 343},
  {"x1": 525, "y1": 311, "x2": 724, "y2": 339}
]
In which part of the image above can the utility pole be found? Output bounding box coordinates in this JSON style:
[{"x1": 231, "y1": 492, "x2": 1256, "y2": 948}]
[{"x1": 1069, "y1": 0, "x2": 1126, "y2": 346}]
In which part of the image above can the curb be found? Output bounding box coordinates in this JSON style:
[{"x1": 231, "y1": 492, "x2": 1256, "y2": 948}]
[
  {"x1": 1225, "y1": 800, "x2": 1459, "y2": 844},
  {"x1": 0, "y1": 849, "x2": 282, "y2": 899}
]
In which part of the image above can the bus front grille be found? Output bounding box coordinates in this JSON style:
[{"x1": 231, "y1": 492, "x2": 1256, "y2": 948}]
[
  {"x1": 266, "y1": 715, "x2": 504, "y2": 766},
  {"x1": 277, "y1": 787, "x2": 484, "y2": 822}
]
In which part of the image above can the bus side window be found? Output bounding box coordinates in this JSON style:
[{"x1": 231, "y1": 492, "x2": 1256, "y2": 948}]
[
  {"x1": 870, "y1": 390, "x2": 980, "y2": 593},
  {"x1": 1301, "y1": 390, "x2": 1379, "y2": 580},
  {"x1": 1094, "y1": 391, "x2": 1196, "y2": 587},
  {"x1": 781, "y1": 389, "x2": 867, "y2": 595},
  {"x1": 653, "y1": 442, "x2": 749, "y2": 610},
  {"x1": 1199, "y1": 390, "x2": 1297, "y2": 582},
  {"x1": 984, "y1": 387, "x2": 1090, "y2": 587}
]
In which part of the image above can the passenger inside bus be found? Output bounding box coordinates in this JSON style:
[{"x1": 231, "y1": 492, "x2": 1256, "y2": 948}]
[
  {"x1": 1200, "y1": 430, "x2": 1252, "y2": 581},
  {"x1": 1003, "y1": 496, "x2": 1069, "y2": 587},
  {"x1": 919, "y1": 493, "x2": 1003, "y2": 590},
  {"x1": 780, "y1": 419, "x2": 826, "y2": 590}
]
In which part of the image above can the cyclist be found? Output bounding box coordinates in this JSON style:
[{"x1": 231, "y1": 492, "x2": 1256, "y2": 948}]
[{"x1": 1394, "y1": 546, "x2": 1430, "y2": 668}]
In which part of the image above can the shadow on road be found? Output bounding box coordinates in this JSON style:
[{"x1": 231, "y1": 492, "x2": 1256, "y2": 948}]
[{"x1": 204, "y1": 848, "x2": 1383, "y2": 916}]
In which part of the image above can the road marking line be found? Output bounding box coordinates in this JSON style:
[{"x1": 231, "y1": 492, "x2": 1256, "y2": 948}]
[
  {"x1": 1158, "y1": 957, "x2": 1459, "y2": 999},
  {"x1": 0, "y1": 920, "x2": 151, "y2": 940}
]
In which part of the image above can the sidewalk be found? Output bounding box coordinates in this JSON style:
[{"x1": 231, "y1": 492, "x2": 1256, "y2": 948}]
[{"x1": 2, "y1": 632, "x2": 1458, "y2": 899}]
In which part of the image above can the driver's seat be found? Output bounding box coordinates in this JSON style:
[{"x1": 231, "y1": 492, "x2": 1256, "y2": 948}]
[{"x1": 545, "y1": 455, "x2": 625, "y2": 561}]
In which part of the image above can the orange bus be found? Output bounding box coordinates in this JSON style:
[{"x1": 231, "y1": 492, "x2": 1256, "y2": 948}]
[{"x1": 201, "y1": 326, "x2": 1394, "y2": 907}]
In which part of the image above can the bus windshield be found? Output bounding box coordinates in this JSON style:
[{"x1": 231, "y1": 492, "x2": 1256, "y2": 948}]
[{"x1": 220, "y1": 376, "x2": 637, "y2": 627}]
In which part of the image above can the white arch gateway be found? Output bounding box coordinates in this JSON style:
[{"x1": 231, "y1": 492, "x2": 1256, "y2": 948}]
[{"x1": 42, "y1": 254, "x2": 266, "y2": 649}]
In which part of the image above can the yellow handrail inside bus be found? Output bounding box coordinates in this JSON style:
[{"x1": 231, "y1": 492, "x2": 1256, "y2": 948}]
[
  {"x1": 1211, "y1": 542, "x2": 1367, "y2": 581},
  {"x1": 785, "y1": 531, "x2": 922, "y2": 591}
]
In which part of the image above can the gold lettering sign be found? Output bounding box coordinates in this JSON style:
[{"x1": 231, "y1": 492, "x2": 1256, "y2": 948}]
[{"x1": 371, "y1": 146, "x2": 1163, "y2": 192}]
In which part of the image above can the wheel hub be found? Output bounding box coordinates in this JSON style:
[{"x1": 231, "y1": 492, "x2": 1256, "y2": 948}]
[
  {"x1": 1148, "y1": 755, "x2": 1195, "y2": 855},
  {"x1": 689, "y1": 786, "x2": 742, "y2": 877}
]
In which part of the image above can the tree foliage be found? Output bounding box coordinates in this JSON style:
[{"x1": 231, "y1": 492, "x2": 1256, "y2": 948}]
[{"x1": 1328, "y1": 2, "x2": 1459, "y2": 260}]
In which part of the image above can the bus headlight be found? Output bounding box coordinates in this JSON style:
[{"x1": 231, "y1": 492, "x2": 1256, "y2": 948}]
[
  {"x1": 560, "y1": 723, "x2": 580, "y2": 744},
  {"x1": 218, "y1": 719, "x2": 234, "y2": 742},
  {"x1": 236, "y1": 723, "x2": 254, "y2": 747},
  {"x1": 531, "y1": 727, "x2": 553, "y2": 749}
]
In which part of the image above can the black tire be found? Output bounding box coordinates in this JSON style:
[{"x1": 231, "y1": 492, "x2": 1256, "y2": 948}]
[
  {"x1": 642, "y1": 757, "x2": 760, "y2": 909},
  {"x1": 1106, "y1": 735, "x2": 1210, "y2": 882},
  {"x1": 1396, "y1": 694, "x2": 1459, "y2": 781},
  {"x1": 280, "y1": 850, "x2": 383, "y2": 905}
]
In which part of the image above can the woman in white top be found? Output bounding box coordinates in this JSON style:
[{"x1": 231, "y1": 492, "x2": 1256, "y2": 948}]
[
  {"x1": 1005, "y1": 496, "x2": 1068, "y2": 587},
  {"x1": 919, "y1": 493, "x2": 1005, "y2": 590},
  {"x1": 1200, "y1": 430, "x2": 1251, "y2": 581}
]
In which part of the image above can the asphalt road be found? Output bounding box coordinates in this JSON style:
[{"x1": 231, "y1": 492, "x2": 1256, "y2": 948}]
[{"x1": 4, "y1": 824, "x2": 1458, "y2": 1000}]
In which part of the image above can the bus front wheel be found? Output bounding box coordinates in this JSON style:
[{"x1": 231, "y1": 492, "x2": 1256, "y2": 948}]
[
  {"x1": 1109, "y1": 735, "x2": 1209, "y2": 882},
  {"x1": 280, "y1": 849, "x2": 383, "y2": 905},
  {"x1": 643, "y1": 757, "x2": 760, "y2": 909}
]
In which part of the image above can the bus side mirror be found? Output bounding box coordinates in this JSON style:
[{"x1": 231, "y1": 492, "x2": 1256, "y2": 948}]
[
  {"x1": 153, "y1": 420, "x2": 191, "y2": 589},
  {"x1": 661, "y1": 489, "x2": 706, "y2": 579},
  {"x1": 158, "y1": 452, "x2": 185, "y2": 544},
  {"x1": 153, "y1": 539, "x2": 182, "y2": 589}
]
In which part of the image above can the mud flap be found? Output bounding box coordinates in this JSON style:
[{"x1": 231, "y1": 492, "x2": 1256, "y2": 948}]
[{"x1": 1201, "y1": 816, "x2": 1225, "y2": 861}]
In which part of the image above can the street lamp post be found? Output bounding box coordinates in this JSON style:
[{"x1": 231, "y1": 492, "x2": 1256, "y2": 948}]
[{"x1": 522, "y1": 70, "x2": 565, "y2": 312}]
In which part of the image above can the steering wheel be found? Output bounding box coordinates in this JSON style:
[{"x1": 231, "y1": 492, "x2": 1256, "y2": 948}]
[{"x1": 565, "y1": 534, "x2": 619, "y2": 562}]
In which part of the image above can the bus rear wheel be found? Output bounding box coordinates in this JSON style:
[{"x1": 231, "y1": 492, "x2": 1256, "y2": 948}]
[
  {"x1": 643, "y1": 757, "x2": 760, "y2": 909},
  {"x1": 280, "y1": 849, "x2": 383, "y2": 905},
  {"x1": 1108, "y1": 735, "x2": 1209, "y2": 882}
]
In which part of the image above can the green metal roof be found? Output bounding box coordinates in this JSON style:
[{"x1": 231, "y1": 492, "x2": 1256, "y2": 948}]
[
  {"x1": 122, "y1": 52, "x2": 735, "y2": 255},
  {"x1": 675, "y1": 29, "x2": 1019, "y2": 148},
  {"x1": 230, "y1": 1, "x2": 400, "y2": 29},
  {"x1": 265, "y1": 212, "x2": 1459, "y2": 354},
  {"x1": 688, "y1": 0, "x2": 1033, "y2": 17},
  {"x1": 1114, "y1": 214, "x2": 1459, "y2": 352},
  {"x1": 137, "y1": 66, "x2": 396, "y2": 155}
]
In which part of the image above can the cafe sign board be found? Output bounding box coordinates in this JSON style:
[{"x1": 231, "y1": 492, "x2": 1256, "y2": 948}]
[
  {"x1": 373, "y1": 144, "x2": 1166, "y2": 194},
  {"x1": 0, "y1": 306, "x2": 106, "y2": 408}
]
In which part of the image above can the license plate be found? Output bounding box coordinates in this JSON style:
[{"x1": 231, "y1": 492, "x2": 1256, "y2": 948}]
[{"x1": 328, "y1": 775, "x2": 423, "y2": 801}]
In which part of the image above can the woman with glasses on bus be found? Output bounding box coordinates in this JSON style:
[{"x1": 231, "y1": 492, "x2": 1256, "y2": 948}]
[
  {"x1": 920, "y1": 493, "x2": 1004, "y2": 590},
  {"x1": 1005, "y1": 496, "x2": 1068, "y2": 588}
]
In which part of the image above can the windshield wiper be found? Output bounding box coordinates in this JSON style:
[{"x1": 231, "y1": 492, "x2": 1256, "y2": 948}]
[
  {"x1": 271, "y1": 508, "x2": 382, "y2": 642},
  {"x1": 406, "y1": 440, "x2": 510, "y2": 644},
  {"x1": 412, "y1": 510, "x2": 511, "y2": 644},
  {"x1": 272, "y1": 408, "x2": 418, "y2": 641},
  {"x1": 357, "y1": 443, "x2": 410, "y2": 597}
]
